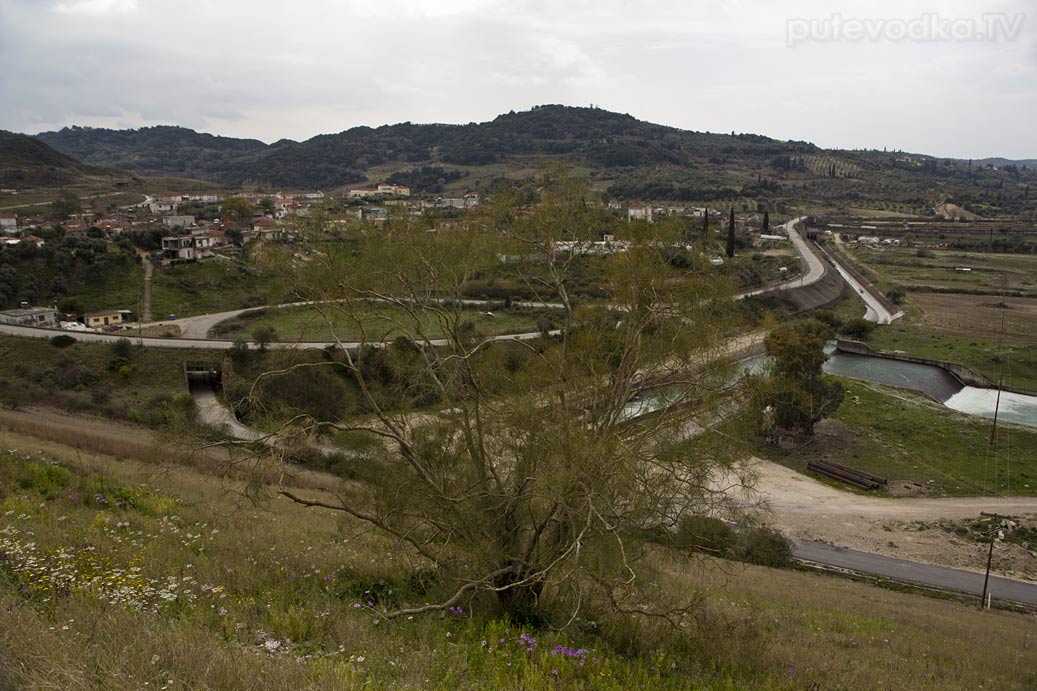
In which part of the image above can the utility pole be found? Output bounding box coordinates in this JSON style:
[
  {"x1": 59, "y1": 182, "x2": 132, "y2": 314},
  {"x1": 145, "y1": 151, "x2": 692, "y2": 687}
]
[{"x1": 979, "y1": 512, "x2": 1004, "y2": 610}]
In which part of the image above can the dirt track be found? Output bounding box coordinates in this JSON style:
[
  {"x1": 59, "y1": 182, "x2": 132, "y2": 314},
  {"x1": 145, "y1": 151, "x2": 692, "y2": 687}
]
[{"x1": 752, "y1": 458, "x2": 1037, "y2": 580}]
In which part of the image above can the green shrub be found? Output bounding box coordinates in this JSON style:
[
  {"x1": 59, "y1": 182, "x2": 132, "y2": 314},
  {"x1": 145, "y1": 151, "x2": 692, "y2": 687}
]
[
  {"x1": 110, "y1": 338, "x2": 133, "y2": 359},
  {"x1": 674, "y1": 515, "x2": 737, "y2": 557},
  {"x1": 841, "y1": 318, "x2": 876, "y2": 340},
  {"x1": 49, "y1": 334, "x2": 77, "y2": 348},
  {"x1": 35, "y1": 356, "x2": 99, "y2": 390},
  {"x1": 812, "y1": 310, "x2": 843, "y2": 330},
  {"x1": 736, "y1": 527, "x2": 793, "y2": 568}
]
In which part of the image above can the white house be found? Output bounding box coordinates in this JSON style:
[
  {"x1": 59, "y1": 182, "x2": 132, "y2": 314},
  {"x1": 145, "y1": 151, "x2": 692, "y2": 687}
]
[
  {"x1": 0, "y1": 307, "x2": 56, "y2": 328},
  {"x1": 0, "y1": 214, "x2": 17, "y2": 234},
  {"x1": 163, "y1": 215, "x2": 196, "y2": 229},
  {"x1": 627, "y1": 204, "x2": 653, "y2": 223},
  {"x1": 150, "y1": 201, "x2": 178, "y2": 214}
]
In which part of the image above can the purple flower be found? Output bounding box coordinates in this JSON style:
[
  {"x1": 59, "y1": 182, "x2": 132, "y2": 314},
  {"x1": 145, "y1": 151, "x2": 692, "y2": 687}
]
[
  {"x1": 94, "y1": 494, "x2": 108, "y2": 505},
  {"x1": 448, "y1": 606, "x2": 465, "y2": 617}
]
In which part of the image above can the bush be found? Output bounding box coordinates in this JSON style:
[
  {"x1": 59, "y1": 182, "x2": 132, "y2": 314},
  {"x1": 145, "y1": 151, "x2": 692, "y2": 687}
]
[
  {"x1": 737, "y1": 527, "x2": 793, "y2": 568},
  {"x1": 49, "y1": 334, "x2": 76, "y2": 348},
  {"x1": 252, "y1": 325, "x2": 278, "y2": 350},
  {"x1": 674, "y1": 515, "x2": 737, "y2": 557},
  {"x1": 811, "y1": 310, "x2": 843, "y2": 330},
  {"x1": 841, "y1": 318, "x2": 876, "y2": 340},
  {"x1": 35, "y1": 356, "x2": 99, "y2": 390},
  {"x1": 110, "y1": 338, "x2": 133, "y2": 359}
]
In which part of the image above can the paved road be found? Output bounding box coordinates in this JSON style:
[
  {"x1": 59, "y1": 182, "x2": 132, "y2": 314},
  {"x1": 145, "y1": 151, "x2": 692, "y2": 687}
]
[
  {"x1": 0, "y1": 319, "x2": 559, "y2": 350},
  {"x1": 793, "y1": 538, "x2": 1037, "y2": 606},
  {"x1": 738, "y1": 217, "x2": 827, "y2": 299},
  {"x1": 0, "y1": 217, "x2": 822, "y2": 349},
  {"x1": 814, "y1": 244, "x2": 904, "y2": 324}
]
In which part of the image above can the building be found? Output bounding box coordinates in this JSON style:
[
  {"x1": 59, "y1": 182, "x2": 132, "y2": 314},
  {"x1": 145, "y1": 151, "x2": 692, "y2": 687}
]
[
  {"x1": 376, "y1": 184, "x2": 410, "y2": 197},
  {"x1": 161, "y1": 234, "x2": 213, "y2": 261},
  {"x1": 83, "y1": 310, "x2": 123, "y2": 329},
  {"x1": 0, "y1": 214, "x2": 17, "y2": 234},
  {"x1": 627, "y1": 204, "x2": 653, "y2": 223},
  {"x1": 0, "y1": 307, "x2": 56, "y2": 328},
  {"x1": 163, "y1": 215, "x2": 196, "y2": 229},
  {"x1": 348, "y1": 184, "x2": 411, "y2": 199},
  {"x1": 149, "y1": 200, "x2": 178, "y2": 214}
]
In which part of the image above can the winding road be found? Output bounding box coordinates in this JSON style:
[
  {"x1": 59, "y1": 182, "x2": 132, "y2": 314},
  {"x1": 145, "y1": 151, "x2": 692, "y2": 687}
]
[
  {"x1": 793, "y1": 539, "x2": 1037, "y2": 606},
  {"x1": 10, "y1": 214, "x2": 1028, "y2": 603},
  {"x1": 0, "y1": 217, "x2": 827, "y2": 349}
]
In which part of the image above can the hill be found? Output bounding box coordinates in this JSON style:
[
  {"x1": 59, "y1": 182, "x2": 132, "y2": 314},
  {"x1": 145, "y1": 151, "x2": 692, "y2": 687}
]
[
  {"x1": 32, "y1": 106, "x2": 1037, "y2": 214},
  {"x1": 971, "y1": 157, "x2": 1037, "y2": 168},
  {"x1": 0, "y1": 130, "x2": 99, "y2": 187},
  {"x1": 0, "y1": 401, "x2": 1035, "y2": 689},
  {"x1": 36, "y1": 125, "x2": 275, "y2": 182}
]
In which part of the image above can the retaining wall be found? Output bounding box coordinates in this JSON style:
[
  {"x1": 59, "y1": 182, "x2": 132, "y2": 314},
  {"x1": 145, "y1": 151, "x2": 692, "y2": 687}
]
[{"x1": 834, "y1": 339, "x2": 1037, "y2": 397}]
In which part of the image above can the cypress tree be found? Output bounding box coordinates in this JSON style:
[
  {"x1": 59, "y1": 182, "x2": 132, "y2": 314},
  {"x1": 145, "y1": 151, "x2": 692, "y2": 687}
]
[
  {"x1": 763, "y1": 210, "x2": 770, "y2": 232},
  {"x1": 702, "y1": 207, "x2": 709, "y2": 236},
  {"x1": 726, "y1": 208, "x2": 736, "y2": 259}
]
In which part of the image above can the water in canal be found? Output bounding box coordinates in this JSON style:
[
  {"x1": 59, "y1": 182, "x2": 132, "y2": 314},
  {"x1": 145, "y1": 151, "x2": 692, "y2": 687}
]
[
  {"x1": 624, "y1": 347, "x2": 1037, "y2": 429},
  {"x1": 821, "y1": 347, "x2": 1037, "y2": 429}
]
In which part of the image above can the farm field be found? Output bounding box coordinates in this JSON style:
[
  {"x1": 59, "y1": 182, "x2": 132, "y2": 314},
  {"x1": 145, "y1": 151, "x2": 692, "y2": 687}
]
[
  {"x1": 850, "y1": 246, "x2": 1037, "y2": 296},
  {"x1": 901, "y1": 293, "x2": 1037, "y2": 344},
  {"x1": 213, "y1": 303, "x2": 557, "y2": 341}
]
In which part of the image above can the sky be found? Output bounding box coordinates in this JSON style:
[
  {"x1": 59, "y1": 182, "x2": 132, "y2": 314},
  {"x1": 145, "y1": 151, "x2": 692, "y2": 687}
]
[{"x1": 1, "y1": 0, "x2": 1035, "y2": 159}]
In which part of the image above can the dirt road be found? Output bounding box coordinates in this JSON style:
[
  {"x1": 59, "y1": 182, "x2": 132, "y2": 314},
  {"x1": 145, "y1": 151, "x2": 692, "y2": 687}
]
[{"x1": 749, "y1": 458, "x2": 1037, "y2": 580}]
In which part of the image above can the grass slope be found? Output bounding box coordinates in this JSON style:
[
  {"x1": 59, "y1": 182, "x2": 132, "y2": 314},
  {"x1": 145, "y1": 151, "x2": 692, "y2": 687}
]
[{"x1": 0, "y1": 428, "x2": 1035, "y2": 689}]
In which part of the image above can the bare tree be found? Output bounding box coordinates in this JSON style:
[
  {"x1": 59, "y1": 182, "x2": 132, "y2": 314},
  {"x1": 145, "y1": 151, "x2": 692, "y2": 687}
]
[{"x1": 239, "y1": 174, "x2": 757, "y2": 622}]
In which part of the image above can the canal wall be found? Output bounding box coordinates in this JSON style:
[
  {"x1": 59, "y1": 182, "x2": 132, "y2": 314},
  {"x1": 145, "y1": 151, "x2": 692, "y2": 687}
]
[
  {"x1": 834, "y1": 339, "x2": 1037, "y2": 397},
  {"x1": 745, "y1": 245, "x2": 846, "y2": 317},
  {"x1": 814, "y1": 241, "x2": 904, "y2": 319}
]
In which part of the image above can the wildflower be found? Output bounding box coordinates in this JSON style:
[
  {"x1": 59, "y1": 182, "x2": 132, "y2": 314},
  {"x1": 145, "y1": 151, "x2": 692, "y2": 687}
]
[{"x1": 519, "y1": 633, "x2": 537, "y2": 652}]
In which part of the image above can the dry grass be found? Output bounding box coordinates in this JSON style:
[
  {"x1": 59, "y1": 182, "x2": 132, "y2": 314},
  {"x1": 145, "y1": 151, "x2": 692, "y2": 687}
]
[
  {"x1": 906, "y1": 292, "x2": 1037, "y2": 344},
  {"x1": 1, "y1": 420, "x2": 1036, "y2": 689}
]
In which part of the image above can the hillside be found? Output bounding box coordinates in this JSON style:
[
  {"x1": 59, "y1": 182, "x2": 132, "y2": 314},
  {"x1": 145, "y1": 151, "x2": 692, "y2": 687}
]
[
  {"x1": 0, "y1": 130, "x2": 99, "y2": 187},
  {"x1": 31, "y1": 106, "x2": 1037, "y2": 214},
  {"x1": 36, "y1": 125, "x2": 274, "y2": 182},
  {"x1": 1, "y1": 403, "x2": 1036, "y2": 689}
]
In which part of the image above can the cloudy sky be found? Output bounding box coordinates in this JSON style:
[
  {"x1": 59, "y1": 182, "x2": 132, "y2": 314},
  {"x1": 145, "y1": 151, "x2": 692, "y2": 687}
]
[{"x1": 1, "y1": 0, "x2": 1034, "y2": 158}]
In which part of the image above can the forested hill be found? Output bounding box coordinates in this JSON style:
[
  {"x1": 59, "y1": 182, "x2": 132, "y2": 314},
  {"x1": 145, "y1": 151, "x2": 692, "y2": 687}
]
[
  {"x1": 35, "y1": 106, "x2": 818, "y2": 189},
  {"x1": 31, "y1": 106, "x2": 1037, "y2": 213},
  {"x1": 0, "y1": 130, "x2": 100, "y2": 187},
  {"x1": 36, "y1": 125, "x2": 275, "y2": 182}
]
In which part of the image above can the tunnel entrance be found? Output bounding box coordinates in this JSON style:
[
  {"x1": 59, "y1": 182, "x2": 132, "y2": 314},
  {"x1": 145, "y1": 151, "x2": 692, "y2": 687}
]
[{"x1": 184, "y1": 362, "x2": 222, "y2": 392}]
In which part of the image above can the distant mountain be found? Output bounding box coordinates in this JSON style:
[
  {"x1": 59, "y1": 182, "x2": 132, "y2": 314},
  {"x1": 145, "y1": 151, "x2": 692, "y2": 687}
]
[
  {"x1": 0, "y1": 130, "x2": 99, "y2": 187},
  {"x1": 971, "y1": 157, "x2": 1037, "y2": 168},
  {"x1": 36, "y1": 106, "x2": 819, "y2": 190},
  {"x1": 30, "y1": 106, "x2": 1037, "y2": 213},
  {"x1": 37, "y1": 125, "x2": 274, "y2": 182}
]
